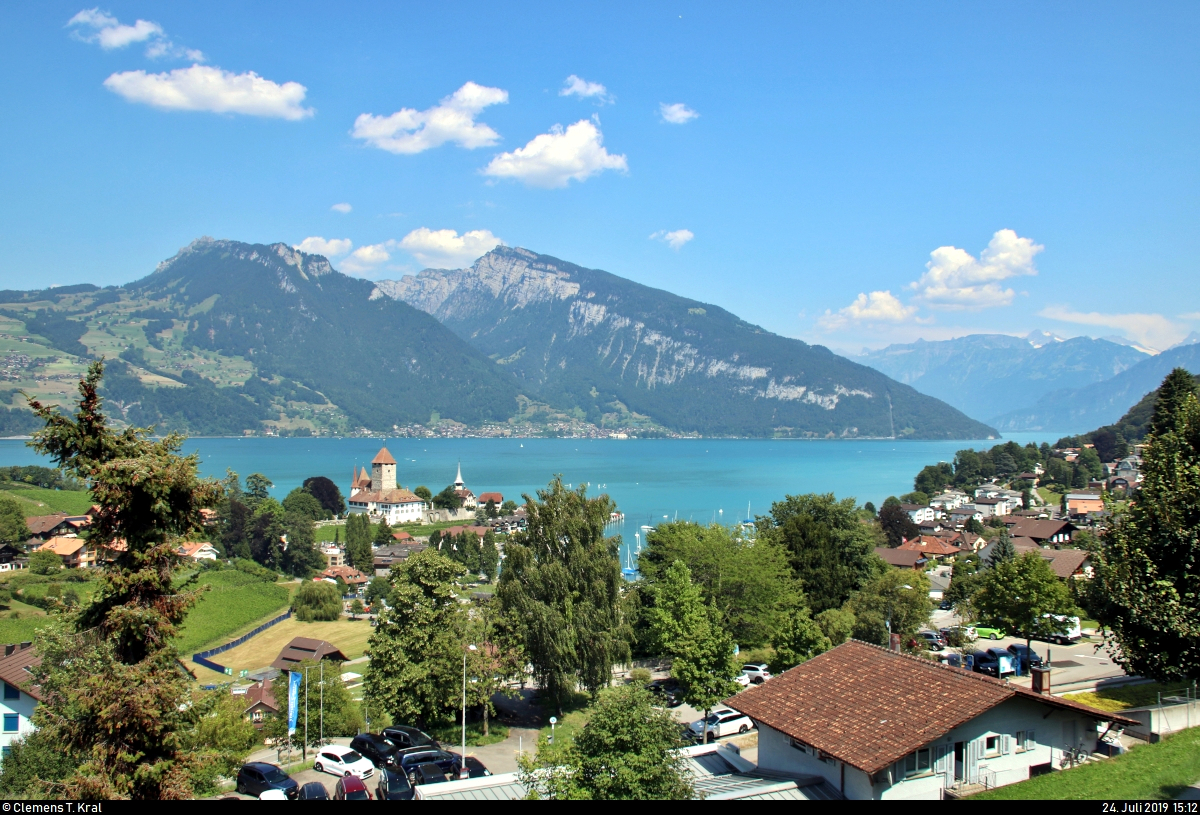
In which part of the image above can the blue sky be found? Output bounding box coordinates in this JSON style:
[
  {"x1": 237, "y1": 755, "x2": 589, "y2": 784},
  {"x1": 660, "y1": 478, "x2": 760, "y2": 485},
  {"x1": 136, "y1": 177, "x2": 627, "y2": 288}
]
[{"x1": 2, "y1": 2, "x2": 1198, "y2": 353}]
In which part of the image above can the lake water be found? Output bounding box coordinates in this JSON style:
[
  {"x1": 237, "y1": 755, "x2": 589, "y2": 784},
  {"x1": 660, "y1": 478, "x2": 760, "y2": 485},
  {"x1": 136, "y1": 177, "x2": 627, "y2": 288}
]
[{"x1": 0, "y1": 432, "x2": 1061, "y2": 566}]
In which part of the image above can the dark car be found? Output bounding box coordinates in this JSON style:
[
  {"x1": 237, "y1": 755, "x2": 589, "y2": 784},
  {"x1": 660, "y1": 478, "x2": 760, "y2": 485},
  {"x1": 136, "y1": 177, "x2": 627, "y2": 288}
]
[
  {"x1": 1007, "y1": 643, "x2": 1045, "y2": 668},
  {"x1": 235, "y1": 762, "x2": 298, "y2": 799},
  {"x1": 971, "y1": 649, "x2": 1000, "y2": 677},
  {"x1": 449, "y1": 754, "x2": 491, "y2": 778},
  {"x1": 647, "y1": 679, "x2": 683, "y2": 707},
  {"x1": 382, "y1": 724, "x2": 441, "y2": 750},
  {"x1": 395, "y1": 748, "x2": 461, "y2": 776},
  {"x1": 350, "y1": 733, "x2": 400, "y2": 768},
  {"x1": 375, "y1": 768, "x2": 416, "y2": 801},
  {"x1": 297, "y1": 781, "x2": 329, "y2": 800},
  {"x1": 409, "y1": 762, "x2": 449, "y2": 786},
  {"x1": 333, "y1": 774, "x2": 371, "y2": 800}
]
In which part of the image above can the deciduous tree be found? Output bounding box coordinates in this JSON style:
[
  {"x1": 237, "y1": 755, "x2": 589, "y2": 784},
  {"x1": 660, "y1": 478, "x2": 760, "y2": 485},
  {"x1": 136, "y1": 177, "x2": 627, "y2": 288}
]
[{"x1": 976, "y1": 551, "x2": 1076, "y2": 653}]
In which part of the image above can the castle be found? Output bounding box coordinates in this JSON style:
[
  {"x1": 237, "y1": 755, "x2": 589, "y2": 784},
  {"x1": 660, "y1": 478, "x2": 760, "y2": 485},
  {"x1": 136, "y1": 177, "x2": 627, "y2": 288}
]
[{"x1": 346, "y1": 447, "x2": 426, "y2": 524}]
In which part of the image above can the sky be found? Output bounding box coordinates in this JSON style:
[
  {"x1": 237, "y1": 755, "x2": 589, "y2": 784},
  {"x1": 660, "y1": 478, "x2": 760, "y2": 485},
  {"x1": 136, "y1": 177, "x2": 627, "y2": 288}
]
[{"x1": 2, "y1": 3, "x2": 1199, "y2": 354}]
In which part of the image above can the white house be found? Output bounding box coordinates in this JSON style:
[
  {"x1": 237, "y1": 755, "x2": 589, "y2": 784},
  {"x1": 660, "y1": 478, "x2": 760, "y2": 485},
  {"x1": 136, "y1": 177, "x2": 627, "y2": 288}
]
[
  {"x1": 900, "y1": 504, "x2": 936, "y2": 524},
  {"x1": 930, "y1": 491, "x2": 970, "y2": 512},
  {"x1": 974, "y1": 497, "x2": 1019, "y2": 518},
  {"x1": 0, "y1": 643, "x2": 39, "y2": 763},
  {"x1": 346, "y1": 447, "x2": 427, "y2": 524},
  {"x1": 177, "y1": 541, "x2": 219, "y2": 561},
  {"x1": 728, "y1": 640, "x2": 1134, "y2": 800}
]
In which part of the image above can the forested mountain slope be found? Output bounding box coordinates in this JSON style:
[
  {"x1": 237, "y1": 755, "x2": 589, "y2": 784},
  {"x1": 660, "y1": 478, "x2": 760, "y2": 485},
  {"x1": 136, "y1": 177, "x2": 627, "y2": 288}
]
[{"x1": 376, "y1": 247, "x2": 997, "y2": 439}]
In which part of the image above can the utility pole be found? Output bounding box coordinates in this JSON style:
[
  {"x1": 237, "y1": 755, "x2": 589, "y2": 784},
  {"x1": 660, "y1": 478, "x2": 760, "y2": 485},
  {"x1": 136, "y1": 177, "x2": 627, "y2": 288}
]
[
  {"x1": 320, "y1": 661, "x2": 324, "y2": 748},
  {"x1": 461, "y1": 644, "x2": 477, "y2": 779},
  {"x1": 304, "y1": 667, "x2": 309, "y2": 761}
]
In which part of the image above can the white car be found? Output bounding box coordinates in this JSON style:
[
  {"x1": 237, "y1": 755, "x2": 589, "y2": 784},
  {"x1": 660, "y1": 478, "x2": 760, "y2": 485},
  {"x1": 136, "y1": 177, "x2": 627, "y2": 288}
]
[
  {"x1": 313, "y1": 745, "x2": 375, "y2": 779},
  {"x1": 688, "y1": 708, "x2": 755, "y2": 741},
  {"x1": 733, "y1": 673, "x2": 751, "y2": 687},
  {"x1": 741, "y1": 663, "x2": 772, "y2": 683}
]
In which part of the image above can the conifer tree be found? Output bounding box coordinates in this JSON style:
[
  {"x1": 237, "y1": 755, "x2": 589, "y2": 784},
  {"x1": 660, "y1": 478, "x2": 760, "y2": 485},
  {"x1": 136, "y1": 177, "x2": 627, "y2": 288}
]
[
  {"x1": 25, "y1": 361, "x2": 222, "y2": 799},
  {"x1": 991, "y1": 528, "x2": 1016, "y2": 564}
]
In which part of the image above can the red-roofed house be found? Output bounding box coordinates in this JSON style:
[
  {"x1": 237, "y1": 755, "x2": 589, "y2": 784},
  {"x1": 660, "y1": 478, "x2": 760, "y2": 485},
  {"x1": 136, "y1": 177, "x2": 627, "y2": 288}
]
[
  {"x1": 240, "y1": 679, "x2": 280, "y2": 727},
  {"x1": 728, "y1": 640, "x2": 1134, "y2": 799},
  {"x1": 897, "y1": 536, "x2": 965, "y2": 561},
  {"x1": 37, "y1": 537, "x2": 91, "y2": 569},
  {"x1": 874, "y1": 547, "x2": 925, "y2": 570},
  {"x1": 0, "y1": 642, "x2": 40, "y2": 755},
  {"x1": 477, "y1": 492, "x2": 504, "y2": 507},
  {"x1": 177, "y1": 541, "x2": 219, "y2": 561},
  {"x1": 319, "y1": 565, "x2": 370, "y2": 593}
]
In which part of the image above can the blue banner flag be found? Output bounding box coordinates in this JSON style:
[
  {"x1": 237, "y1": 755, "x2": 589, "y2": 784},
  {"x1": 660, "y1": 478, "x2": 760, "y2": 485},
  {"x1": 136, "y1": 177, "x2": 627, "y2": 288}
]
[{"x1": 288, "y1": 670, "x2": 301, "y2": 734}]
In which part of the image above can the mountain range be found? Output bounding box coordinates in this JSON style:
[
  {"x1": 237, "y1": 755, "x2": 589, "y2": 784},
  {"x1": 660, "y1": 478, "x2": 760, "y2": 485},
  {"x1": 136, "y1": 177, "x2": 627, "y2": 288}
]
[
  {"x1": 0, "y1": 239, "x2": 996, "y2": 440},
  {"x1": 375, "y1": 246, "x2": 995, "y2": 439},
  {"x1": 857, "y1": 332, "x2": 1150, "y2": 426}
]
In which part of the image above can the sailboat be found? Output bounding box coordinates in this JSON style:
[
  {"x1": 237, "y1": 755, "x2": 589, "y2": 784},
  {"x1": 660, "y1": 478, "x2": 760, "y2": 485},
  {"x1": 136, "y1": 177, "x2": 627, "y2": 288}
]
[
  {"x1": 621, "y1": 544, "x2": 638, "y2": 578},
  {"x1": 740, "y1": 501, "x2": 755, "y2": 534}
]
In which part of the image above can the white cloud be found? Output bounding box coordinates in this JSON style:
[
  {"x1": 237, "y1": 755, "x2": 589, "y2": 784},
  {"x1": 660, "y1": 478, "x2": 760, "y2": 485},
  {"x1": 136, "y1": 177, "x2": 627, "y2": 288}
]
[
  {"x1": 340, "y1": 242, "x2": 395, "y2": 275},
  {"x1": 817, "y1": 290, "x2": 920, "y2": 331},
  {"x1": 399, "y1": 228, "x2": 503, "y2": 268},
  {"x1": 909, "y1": 229, "x2": 1043, "y2": 310},
  {"x1": 650, "y1": 229, "x2": 694, "y2": 250},
  {"x1": 1179, "y1": 311, "x2": 1200, "y2": 320},
  {"x1": 659, "y1": 102, "x2": 698, "y2": 124},
  {"x1": 294, "y1": 237, "x2": 352, "y2": 257},
  {"x1": 103, "y1": 65, "x2": 313, "y2": 119},
  {"x1": 1038, "y1": 306, "x2": 1187, "y2": 351},
  {"x1": 68, "y1": 8, "x2": 203, "y2": 60},
  {"x1": 330, "y1": 203, "x2": 352, "y2": 214},
  {"x1": 351, "y1": 82, "x2": 507, "y2": 155},
  {"x1": 483, "y1": 119, "x2": 627, "y2": 188},
  {"x1": 560, "y1": 75, "x2": 613, "y2": 104}
]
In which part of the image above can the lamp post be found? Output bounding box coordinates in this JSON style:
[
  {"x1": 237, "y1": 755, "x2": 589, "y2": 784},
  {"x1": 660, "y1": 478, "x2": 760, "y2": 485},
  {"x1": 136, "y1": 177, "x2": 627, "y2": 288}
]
[
  {"x1": 549, "y1": 716, "x2": 557, "y2": 745},
  {"x1": 462, "y1": 644, "x2": 477, "y2": 779}
]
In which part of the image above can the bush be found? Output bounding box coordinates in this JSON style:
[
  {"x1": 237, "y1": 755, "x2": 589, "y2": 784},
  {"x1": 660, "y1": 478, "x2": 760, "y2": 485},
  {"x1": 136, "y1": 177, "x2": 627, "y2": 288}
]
[
  {"x1": 293, "y1": 580, "x2": 342, "y2": 622},
  {"x1": 629, "y1": 667, "x2": 652, "y2": 684},
  {"x1": 232, "y1": 557, "x2": 279, "y2": 582},
  {"x1": 28, "y1": 549, "x2": 61, "y2": 575}
]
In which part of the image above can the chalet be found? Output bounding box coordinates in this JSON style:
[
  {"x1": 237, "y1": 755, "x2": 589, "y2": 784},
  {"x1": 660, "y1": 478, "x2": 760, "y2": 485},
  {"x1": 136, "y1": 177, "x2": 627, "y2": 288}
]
[
  {"x1": 346, "y1": 448, "x2": 426, "y2": 524},
  {"x1": 177, "y1": 541, "x2": 219, "y2": 561},
  {"x1": 1004, "y1": 519, "x2": 1075, "y2": 546},
  {"x1": 240, "y1": 679, "x2": 280, "y2": 728},
  {"x1": 25, "y1": 513, "x2": 73, "y2": 543},
  {"x1": 916, "y1": 519, "x2": 943, "y2": 534},
  {"x1": 37, "y1": 537, "x2": 91, "y2": 569},
  {"x1": 0, "y1": 543, "x2": 25, "y2": 572},
  {"x1": 270, "y1": 637, "x2": 349, "y2": 673},
  {"x1": 0, "y1": 642, "x2": 40, "y2": 760},
  {"x1": 729, "y1": 640, "x2": 1136, "y2": 800},
  {"x1": 1040, "y1": 548, "x2": 1091, "y2": 580},
  {"x1": 874, "y1": 547, "x2": 925, "y2": 570}
]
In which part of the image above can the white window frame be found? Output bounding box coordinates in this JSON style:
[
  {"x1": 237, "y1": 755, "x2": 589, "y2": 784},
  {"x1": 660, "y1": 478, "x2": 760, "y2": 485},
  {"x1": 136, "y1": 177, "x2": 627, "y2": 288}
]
[
  {"x1": 984, "y1": 735, "x2": 1001, "y2": 758},
  {"x1": 903, "y1": 747, "x2": 933, "y2": 779}
]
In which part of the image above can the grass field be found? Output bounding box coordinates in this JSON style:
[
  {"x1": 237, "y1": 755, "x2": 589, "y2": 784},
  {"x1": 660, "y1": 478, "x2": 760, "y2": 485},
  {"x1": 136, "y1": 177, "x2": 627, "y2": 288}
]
[
  {"x1": 0, "y1": 612, "x2": 49, "y2": 645},
  {"x1": 314, "y1": 518, "x2": 472, "y2": 543},
  {"x1": 973, "y1": 727, "x2": 1200, "y2": 800},
  {"x1": 1064, "y1": 681, "x2": 1197, "y2": 712},
  {"x1": 173, "y1": 570, "x2": 293, "y2": 656},
  {"x1": 1, "y1": 485, "x2": 94, "y2": 517},
  {"x1": 188, "y1": 616, "x2": 374, "y2": 684}
]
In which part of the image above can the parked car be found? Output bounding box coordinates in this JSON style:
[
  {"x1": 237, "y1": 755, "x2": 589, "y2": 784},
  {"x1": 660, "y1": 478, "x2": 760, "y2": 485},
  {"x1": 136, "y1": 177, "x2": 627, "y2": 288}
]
[
  {"x1": 971, "y1": 648, "x2": 1016, "y2": 678},
  {"x1": 395, "y1": 748, "x2": 461, "y2": 777},
  {"x1": 259, "y1": 789, "x2": 289, "y2": 801},
  {"x1": 733, "y1": 673, "x2": 751, "y2": 687},
  {"x1": 235, "y1": 762, "x2": 298, "y2": 799},
  {"x1": 646, "y1": 678, "x2": 683, "y2": 707},
  {"x1": 939, "y1": 625, "x2": 977, "y2": 647},
  {"x1": 333, "y1": 775, "x2": 372, "y2": 800},
  {"x1": 382, "y1": 724, "x2": 441, "y2": 750},
  {"x1": 350, "y1": 733, "x2": 399, "y2": 768},
  {"x1": 741, "y1": 664, "x2": 772, "y2": 683},
  {"x1": 409, "y1": 762, "x2": 450, "y2": 787},
  {"x1": 376, "y1": 767, "x2": 416, "y2": 801},
  {"x1": 915, "y1": 630, "x2": 946, "y2": 651},
  {"x1": 457, "y1": 755, "x2": 492, "y2": 778},
  {"x1": 974, "y1": 624, "x2": 1008, "y2": 640},
  {"x1": 688, "y1": 708, "x2": 754, "y2": 741},
  {"x1": 297, "y1": 781, "x2": 329, "y2": 800},
  {"x1": 1007, "y1": 643, "x2": 1045, "y2": 668},
  {"x1": 1041, "y1": 614, "x2": 1082, "y2": 644},
  {"x1": 313, "y1": 746, "x2": 375, "y2": 779},
  {"x1": 938, "y1": 599, "x2": 954, "y2": 610}
]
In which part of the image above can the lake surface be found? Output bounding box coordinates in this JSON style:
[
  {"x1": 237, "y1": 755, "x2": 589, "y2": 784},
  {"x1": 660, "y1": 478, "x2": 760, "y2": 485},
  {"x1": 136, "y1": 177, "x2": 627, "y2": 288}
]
[{"x1": 0, "y1": 433, "x2": 1061, "y2": 566}]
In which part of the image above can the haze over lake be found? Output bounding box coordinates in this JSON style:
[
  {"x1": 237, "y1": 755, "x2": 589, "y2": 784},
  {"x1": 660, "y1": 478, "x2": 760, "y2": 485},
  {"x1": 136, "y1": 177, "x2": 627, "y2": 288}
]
[{"x1": 0, "y1": 433, "x2": 1061, "y2": 564}]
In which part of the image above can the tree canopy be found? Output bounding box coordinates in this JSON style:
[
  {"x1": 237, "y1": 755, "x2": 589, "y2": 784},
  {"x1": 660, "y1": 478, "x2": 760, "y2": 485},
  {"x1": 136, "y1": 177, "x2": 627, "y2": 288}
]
[{"x1": 975, "y1": 551, "x2": 1076, "y2": 645}]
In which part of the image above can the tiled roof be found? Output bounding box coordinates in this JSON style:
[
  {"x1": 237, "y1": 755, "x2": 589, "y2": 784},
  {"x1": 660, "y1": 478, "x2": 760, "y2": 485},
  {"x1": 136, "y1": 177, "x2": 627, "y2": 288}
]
[
  {"x1": 1007, "y1": 519, "x2": 1074, "y2": 541},
  {"x1": 391, "y1": 531, "x2": 414, "y2": 541},
  {"x1": 177, "y1": 541, "x2": 215, "y2": 557},
  {"x1": 347, "y1": 488, "x2": 423, "y2": 505},
  {"x1": 372, "y1": 447, "x2": 397, "y2": 465},
  {"x1": 270, "y1": 637, "x2": 349, "y2": 671},
  {"x1": 39, "y1": 536, "x2": 85, "y2": 556},
  {"x1": 321, "y1": 565, "x2": 370, "y2": 584},
  {"x1": 873, "y1": 547, "x2": 923, "y2": 568},
  {"x1": 1040, "y1": 548, "x2": 1089, "y2": 578},
  {"x1": 26, "y1": 513, "x2": 70, "y2": 536},
  {"x1": 897, "y1": 536, "x2": 963, "y2": 556},
  {"x1": 725, "y1": 640, "x2": 1135, "y2": 776},
  {"x1": 477, "y1": 492, "x2": 504, "y2": 504},
  {"x1": 243, "y1": 679, "x2": 279, "y2": 714},
  {"x1": 0, "y1": 642, "x2": 40, "y2": 701}
]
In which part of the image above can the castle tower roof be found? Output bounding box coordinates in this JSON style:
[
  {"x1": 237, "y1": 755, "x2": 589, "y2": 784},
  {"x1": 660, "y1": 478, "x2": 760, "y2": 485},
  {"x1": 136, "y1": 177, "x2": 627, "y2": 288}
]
[{"x1": 373, "y1": 447, "x2": 397, "y2": 465}]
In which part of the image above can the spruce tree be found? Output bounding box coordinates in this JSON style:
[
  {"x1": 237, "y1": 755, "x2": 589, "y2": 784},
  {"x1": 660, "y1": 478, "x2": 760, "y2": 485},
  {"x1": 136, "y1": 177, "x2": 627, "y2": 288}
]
[
  {"x1": 1149, "y1": 367, "x2": 1200, "y2": 438},
  {"x1": 991, "y1": 528, "x2": 1016, "y2": 563},
  {"x1": 25, "y1": 361, "x2": 223, "y2": 799}
]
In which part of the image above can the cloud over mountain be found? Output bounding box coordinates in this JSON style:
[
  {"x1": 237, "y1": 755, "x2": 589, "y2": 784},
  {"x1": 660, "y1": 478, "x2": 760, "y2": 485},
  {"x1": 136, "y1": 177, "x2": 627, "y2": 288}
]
[
  {"x1": 400, "y1": 228, "x2": 503, "y2": 268},
  {"x1": 483, "y1": 119, "x2": 627, "y2": 188},
  {"x1": 911, "y1": 228, "x2": 1042, "y2": 310},
  {"x1": 352, "y1": 82, "x2": 508, "y2": 154}
]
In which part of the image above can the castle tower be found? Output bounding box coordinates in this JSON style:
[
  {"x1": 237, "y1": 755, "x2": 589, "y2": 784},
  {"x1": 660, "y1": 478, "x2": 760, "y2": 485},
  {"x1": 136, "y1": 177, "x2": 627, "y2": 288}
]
[{"x1": 371, "y1": 447, "x2": 397, "y2": 492}]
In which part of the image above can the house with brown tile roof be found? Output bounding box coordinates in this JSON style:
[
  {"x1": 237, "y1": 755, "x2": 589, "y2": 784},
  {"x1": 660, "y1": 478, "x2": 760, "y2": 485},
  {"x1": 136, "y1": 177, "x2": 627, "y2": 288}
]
[
  {"x1": 37, "y1": 536, "x2": 91, "y2": 569},
  {"x1": 1002, "y1": 518, "x2": 1075, "y2": 545},
  {"x1": 477, "y1": 492, "x2": 504, "y2": 506},
  {"x1": 240, "y1": 679, "x2": 280, "y2": 728},
  {"x1": 726, "y1": 640, "x2": 1135, "y2": 800},
  {"x1": 897, "y1": 536, "x2": 964, "y2": 561},
  {"x1": 874, "y1": 547, "x2": 925, "y2": 570},
  {"x1": 25, "y1": 513, "x2": 72, "y2": 542},
  {"x1": 270, "y1": 637, "x2": 349, "y2": 672},
  {"x1": 0, "y1": 642, "x2": 40, "y2": 755},
  {"x1": 177, "y1": 541, "x2": 219, "y2": 561}
]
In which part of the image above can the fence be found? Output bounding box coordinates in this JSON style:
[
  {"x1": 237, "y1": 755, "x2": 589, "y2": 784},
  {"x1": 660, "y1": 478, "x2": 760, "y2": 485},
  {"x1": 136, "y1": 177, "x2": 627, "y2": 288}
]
[
  {"x1": 191, "y1": 610, "x2": 292, "y2": 675},
  {"x1": 1123, "y1": 684, "x2": 1200, "y2": 742}
]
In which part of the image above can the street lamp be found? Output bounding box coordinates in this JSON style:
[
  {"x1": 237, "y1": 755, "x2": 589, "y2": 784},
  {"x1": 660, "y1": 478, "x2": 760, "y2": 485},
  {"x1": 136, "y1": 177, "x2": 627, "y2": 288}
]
[{"x1": 462, "y1": 644, "x2": 477, "y2": 779}]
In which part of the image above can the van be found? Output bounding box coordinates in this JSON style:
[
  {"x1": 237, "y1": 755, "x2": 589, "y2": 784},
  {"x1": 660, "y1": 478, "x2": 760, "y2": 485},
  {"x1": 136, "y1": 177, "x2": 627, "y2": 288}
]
[{"x1": 1042, "y1": 614, "x2": 1082, "y2": 644}]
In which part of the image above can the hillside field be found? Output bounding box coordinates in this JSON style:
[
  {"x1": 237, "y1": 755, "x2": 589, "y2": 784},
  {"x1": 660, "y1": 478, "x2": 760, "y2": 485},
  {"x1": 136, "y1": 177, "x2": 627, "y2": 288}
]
[
  {"x1": 1, "y1": 485, "x2": 94, "y2": 517},
  {"x1": 173, "y1": 570, "x2": 293, "y2": 656},
  {"x1": 187, "y1": 616, "x2": 373, "y2": 685}
]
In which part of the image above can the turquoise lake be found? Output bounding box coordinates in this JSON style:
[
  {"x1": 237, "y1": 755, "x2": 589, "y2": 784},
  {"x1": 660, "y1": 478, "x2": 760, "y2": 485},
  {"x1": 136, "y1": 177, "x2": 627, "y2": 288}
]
[{"x1": 0, "y1": 432, "x2": 1061, "y2": 566}]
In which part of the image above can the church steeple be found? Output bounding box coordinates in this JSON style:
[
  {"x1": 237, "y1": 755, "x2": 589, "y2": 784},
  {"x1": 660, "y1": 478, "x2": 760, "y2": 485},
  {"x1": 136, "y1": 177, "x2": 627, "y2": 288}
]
[{"x1": 454, "y1": 462, "x2": 465, "y2": 490}]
